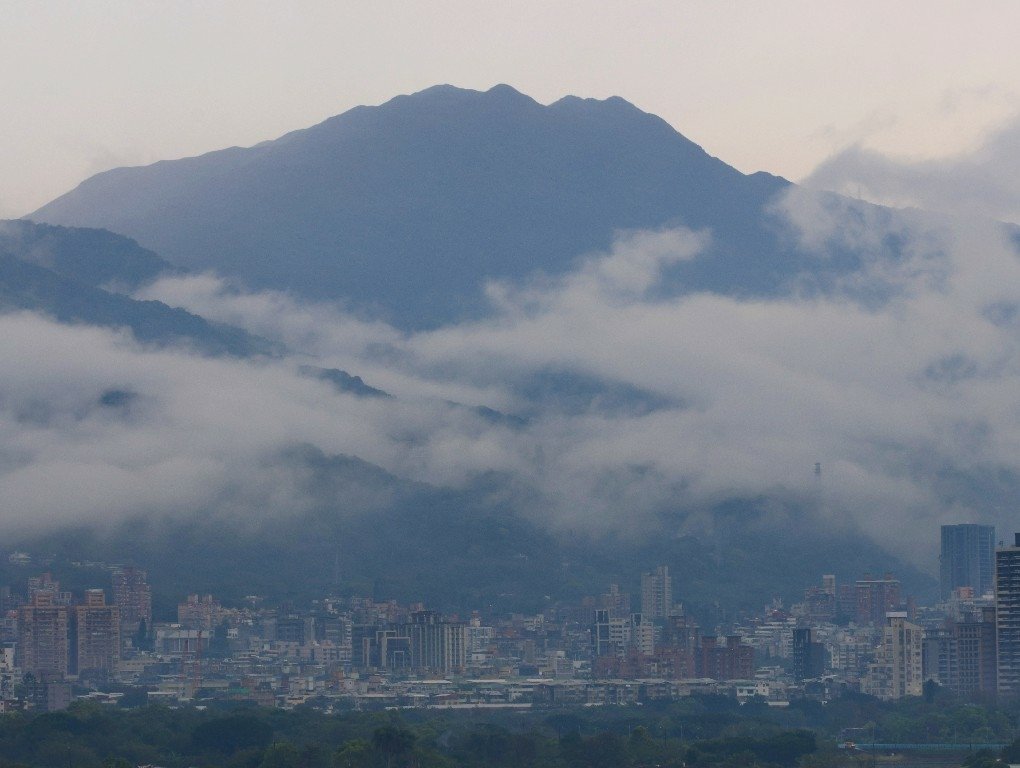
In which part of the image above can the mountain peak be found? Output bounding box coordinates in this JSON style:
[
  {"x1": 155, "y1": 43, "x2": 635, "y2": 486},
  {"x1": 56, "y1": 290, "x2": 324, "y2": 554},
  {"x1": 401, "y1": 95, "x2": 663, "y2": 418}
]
[
  {"x1": 385, "y1": 83, "x2": 539, "y2": 109},
  {"x1": 550, "y1": 93, "x2": 640, "y2": 112},
  {"x1": 31, "y1": 85, "x2": 789, "y2": 328}
]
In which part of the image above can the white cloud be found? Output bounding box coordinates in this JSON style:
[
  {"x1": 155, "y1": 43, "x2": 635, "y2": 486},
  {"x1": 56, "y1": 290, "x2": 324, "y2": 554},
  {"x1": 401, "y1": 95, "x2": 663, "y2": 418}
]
[
  {"x1": 6, "y1": 204, "x2": 1020, "y2": 571},
  {"x1": 803, "y1": 117, "x2": 1020, "y2": 225}
]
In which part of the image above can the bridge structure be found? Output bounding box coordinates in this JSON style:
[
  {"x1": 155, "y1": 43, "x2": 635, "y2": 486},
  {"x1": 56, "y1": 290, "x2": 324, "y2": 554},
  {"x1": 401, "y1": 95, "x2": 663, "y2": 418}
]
[{"x1": 840, "y1": 743, "x2": 1008, "y2": 753}]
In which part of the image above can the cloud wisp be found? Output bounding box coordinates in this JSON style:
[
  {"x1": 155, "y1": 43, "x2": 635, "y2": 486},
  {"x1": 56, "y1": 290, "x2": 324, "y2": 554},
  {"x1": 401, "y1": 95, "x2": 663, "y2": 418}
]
[{"x1": 803, "y1": 115, "x2": 1020, "y2": 225}]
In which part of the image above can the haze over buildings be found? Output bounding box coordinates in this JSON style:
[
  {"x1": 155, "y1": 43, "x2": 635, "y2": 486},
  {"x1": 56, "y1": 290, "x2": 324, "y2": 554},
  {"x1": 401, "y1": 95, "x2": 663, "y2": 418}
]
[
  {"x1": 1, "y1": 523, "x2": 1019, "y2": 710},
  {"x1": 4, "y1": 4, "x2": 1020, "y2": 727}
]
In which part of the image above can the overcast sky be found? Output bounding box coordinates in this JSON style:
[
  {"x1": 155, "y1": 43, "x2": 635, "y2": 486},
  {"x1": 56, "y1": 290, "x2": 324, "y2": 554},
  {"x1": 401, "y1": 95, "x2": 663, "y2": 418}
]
[{"x1": 3, "y1": 0, "x2": 1020, "y2": 218}]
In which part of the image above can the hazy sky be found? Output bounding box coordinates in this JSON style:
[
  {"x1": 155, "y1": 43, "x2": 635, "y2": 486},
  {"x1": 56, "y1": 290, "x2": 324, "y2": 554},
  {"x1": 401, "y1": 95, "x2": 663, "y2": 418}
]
[{"x1": 3, "y1": 0, "x2": 1020, "y2": 218}]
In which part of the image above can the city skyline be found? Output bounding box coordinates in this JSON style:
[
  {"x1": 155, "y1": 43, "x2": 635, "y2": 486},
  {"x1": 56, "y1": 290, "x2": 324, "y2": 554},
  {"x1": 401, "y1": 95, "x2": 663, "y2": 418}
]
[{"x1": 1, "y1": 521, "x2": 1016, "y2": 712}]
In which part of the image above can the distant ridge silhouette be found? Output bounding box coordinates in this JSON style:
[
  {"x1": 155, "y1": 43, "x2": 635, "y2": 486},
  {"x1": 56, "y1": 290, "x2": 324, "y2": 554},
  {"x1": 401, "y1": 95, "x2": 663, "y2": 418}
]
[{"x1": 31, "y1": 85, "x2": 790, "y2": 328}]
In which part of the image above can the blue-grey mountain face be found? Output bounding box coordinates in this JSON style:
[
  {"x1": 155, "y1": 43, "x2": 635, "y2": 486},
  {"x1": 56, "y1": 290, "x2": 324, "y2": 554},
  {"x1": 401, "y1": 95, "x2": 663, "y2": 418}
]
[
  {"x1": 31, "y1": 85, "x2": 791, "y2": 328},
  {"x1": 0, "y1": 220, "x2": 272, "y2": 356},
  {"x1": 298, "y1": 365, "x2": 391, "y2": 399},
  {"x1": 0, "y1": 219, "x2": 173, "y2": 290}
]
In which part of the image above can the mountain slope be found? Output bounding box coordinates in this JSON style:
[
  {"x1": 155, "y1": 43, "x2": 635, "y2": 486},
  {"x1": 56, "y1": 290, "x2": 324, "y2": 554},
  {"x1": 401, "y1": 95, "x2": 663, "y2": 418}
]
[
  {"x1": 2, "y1": 447, "x2": 936, "y2": 616},
  {"x1": 0, "y1": 219, "x2": 173, "y2": 289},
  {"x1": 0, "y1": 221, "x2": 272, "y2": 356},
  {"x1": 31, "y1": 84, "x2": 791, "y2": 328}
]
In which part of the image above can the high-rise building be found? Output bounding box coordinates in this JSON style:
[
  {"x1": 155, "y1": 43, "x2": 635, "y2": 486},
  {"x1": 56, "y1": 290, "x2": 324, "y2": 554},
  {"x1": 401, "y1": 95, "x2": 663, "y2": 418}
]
[
  {"x1": 855, "y1": 575, "x2": 901, "y2": 625},
  {"x1": 697, "y1": 636, "x2": 754, "y2": 681},
  {"x1": 378, "y1": 630, "x2": 412, "y2": 670},
  {"x1": 804, "y1": 576, "x2": 836, "y2": 622},
  {"x1": 591, "y1": 610, "x2": 657, "y2": 662},
  {"x1": 955, "y1": 606, "x2": 997, "y2": 696},
  {"x1": 591, "y1": 609, "x2": 615, "y2": 659},
  {"x1": 822, "y1": 575, "x2": 836, "y2": 595},
  {"x1": 404, "y1": 611, "x2": 466, "y2": 674},
  {"x1": 641, "y1": 566, "x2": 673, "y2": 620},
  {"x1": 923, "y1": 627, "x2": 955, "y2": 691},
  {"x1": 75, "y1": 589, "x2": 120, "y2": 676},
  {"x1": 942, "y1": 524, "x2": 996, "y2": 600},
  {"x1": 178, "y1": 594, "x2": 225, "y2": 631},
  {"x1": 0, "y1": 645, "x2": 16, "y2": 706},
  {"x1": 111, "y1": 566, "x2": 152, "y2": 640},
  {"x1": 836, "y1": 584, "x2": 857, "y2": 621},
  {"x1": 630, "y1": 614, "x2": 655, "y2": 656},
  {"x1": 351, "y1": 624, "x2": 379, "y2": 669},
  {"x1": 924, "y1": 608, "x2": 998, "y2": 695},
  {"x1": 27, "y1": 573, "x2": 72, "y2": 605},
  {"x1": 996, "y1": 534, "x2": 1020, "y2": 697},
  {"x1": 17, "y1": 591, "x2": 69, "y2": 679},
  {"x1": 598, "y1": 584, "x2": 631, "y2": 617},
  {"x1": 792, "y1": 628, "x2": 827, "y2": 681},
  {"x1": 861, "y1": 612, "x2": 924, "y2": 699},
  {"x1": 274, "y1": 615, "x2": 308, "y2": 644}
]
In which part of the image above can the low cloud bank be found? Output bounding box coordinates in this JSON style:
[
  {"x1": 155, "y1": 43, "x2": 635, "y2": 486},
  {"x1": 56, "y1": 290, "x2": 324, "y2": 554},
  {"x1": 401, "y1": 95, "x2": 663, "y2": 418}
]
[{"x1": 4, "y1": 196, "x2": 1020, "y2": 569}]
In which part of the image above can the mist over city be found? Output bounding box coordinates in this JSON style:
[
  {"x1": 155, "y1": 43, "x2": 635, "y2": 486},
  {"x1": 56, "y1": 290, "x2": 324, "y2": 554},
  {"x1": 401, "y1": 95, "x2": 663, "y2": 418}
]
[{"x1": 3, "y1": 2, "x2": 1020, "y2": 766}]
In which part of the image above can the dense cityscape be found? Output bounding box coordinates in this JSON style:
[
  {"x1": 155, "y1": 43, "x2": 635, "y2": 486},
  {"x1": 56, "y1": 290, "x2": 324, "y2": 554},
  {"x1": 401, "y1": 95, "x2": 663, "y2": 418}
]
[
  {"x1": 7, "y1": 5, "x2": 1020, "y2": 767},
  {"x1": 0, "y1": 524, "x2": 1012, "y2": 717}
]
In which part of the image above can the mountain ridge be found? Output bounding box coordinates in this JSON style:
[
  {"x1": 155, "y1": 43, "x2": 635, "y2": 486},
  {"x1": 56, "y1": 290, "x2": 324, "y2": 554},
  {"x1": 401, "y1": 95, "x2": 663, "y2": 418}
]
[
  {"x1": 0, "y1": 220, "x2": 274, "y2": 356},
  {"x1": 31, "y1": 84, "x2": 792, "y2": 328}
]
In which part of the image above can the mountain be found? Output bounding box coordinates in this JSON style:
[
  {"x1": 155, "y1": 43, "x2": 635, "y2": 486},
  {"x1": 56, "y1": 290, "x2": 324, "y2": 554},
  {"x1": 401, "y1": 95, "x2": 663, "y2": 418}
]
[
  {"x1": 0, "y1": 220, "x2": 273, "y2": 356},
  {"x1": 298, "y1": 365, "x2": 392, "y2": 398},
  {"x1": 0, "y1": 219, "x2": 173, "y2": 290},
  {"x1": 31, "y1": 84, "x2": 793, "y2": 328},
  {"x1": 10, "y1": 87, "x2": 951, "y2": 612},
  {"x1": 1, "y1": 446, "x2": 936, "y2": 617}
]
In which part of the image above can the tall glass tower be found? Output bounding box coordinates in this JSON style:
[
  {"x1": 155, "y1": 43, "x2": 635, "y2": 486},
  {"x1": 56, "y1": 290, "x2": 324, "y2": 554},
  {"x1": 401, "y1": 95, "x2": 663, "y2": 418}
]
[{"x1": 941, "y1": 524, "x2": 995, "y2": 600}]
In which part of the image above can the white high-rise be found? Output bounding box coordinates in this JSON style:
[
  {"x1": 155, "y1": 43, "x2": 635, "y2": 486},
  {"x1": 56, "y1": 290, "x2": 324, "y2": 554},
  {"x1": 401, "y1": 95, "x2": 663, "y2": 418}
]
[
  {"x1": 996, "y1": 534, "x2": 1020, "y2": 697},
  {"x1": 861, "y1": 612, "x2": 923, "y2": 700},
  {"x1": 641, "y1": 565, "x2": 673, "y2": 619}
]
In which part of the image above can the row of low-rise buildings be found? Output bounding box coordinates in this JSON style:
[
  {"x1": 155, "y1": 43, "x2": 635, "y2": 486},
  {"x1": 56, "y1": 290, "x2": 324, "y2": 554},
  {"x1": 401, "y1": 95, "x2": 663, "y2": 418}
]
[{"x1": 0, "y1": 562, "x2": 962, "y2": 707}]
